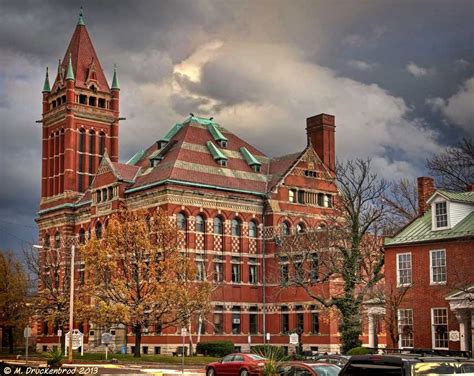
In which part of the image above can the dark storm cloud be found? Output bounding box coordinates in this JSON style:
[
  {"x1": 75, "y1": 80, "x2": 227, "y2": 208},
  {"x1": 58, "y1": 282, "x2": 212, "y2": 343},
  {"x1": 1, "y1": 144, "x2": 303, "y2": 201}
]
[{"x1": 1, "y1": 0, "x2": 473, "y2": 258}]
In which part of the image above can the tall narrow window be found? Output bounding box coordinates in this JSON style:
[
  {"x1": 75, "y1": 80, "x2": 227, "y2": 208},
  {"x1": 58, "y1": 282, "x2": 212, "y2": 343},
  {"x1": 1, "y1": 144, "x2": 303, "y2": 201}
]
[
  {"x1": 311, "y1": 307, "x2": 320, "y2": 334},
  {"x1": 196, "y1": 256, "x2": 205, "y2": 281},
  {"x1": 398, "y1": 309, "x2": 413, "y2": 348},
  {"x1": 195, "y1": 215, "x2": 205, "y2": 233},
  {"x1": 214, "y1": 256, "x2": 224, "y2": 282},
  {"x1": 289, "y1": 189, "x2": 296, "y2": 203},
  {"x1": 281, "y1": 306, "x2": 289, "y2": 334},
  {"x1": 89, "y1": 131, "x2": 95, "y2": 185},
  {"x1": 296, "y1": 306, "x2": 304, "y2": 333},
  {"x1": 296, "y1": 223, "x2": 305, "y2": 234},
  {"x1": 95, "y1": 222, "x2": 103, "y2": 239},
  {"x1": 434, "y1": 202, "x2": 448, "y2": 228},
  {"x1": 214, "y1": 306, "x2": 224, "y2": 334},
  {"x1": 280, "y1": 258, "x2": 289, "y2": 286},
  {"x1": 54, "y1": 232, "x2": 61, "y2": 248},
  {"x1": 430, "y1": 249, "x2": 446, "y2": 284},
  {"x1": 432, "y1": 308, "x2": 448, "y2": 349},
  {"x1": 99, "y1": 132, "x2": 105, "y2": 159},
  {"x1": 231, "y1": 257, "x2": 241, "y2": 283},
  {"x1": 214, "y1": 217, "x2": 223, "y2": 234},
  {"x1": 176, "y1": 213, "x2": 187, "y2": 231},
  {"x1": 297, "y1": 190, "x2": 305, "y2": 204},
  {"x1": 232, "y1": 307, "x2": 241, "y2": 334},
  {"x1": 249, "y1": 221, "x2": 257, "y2": 238},
  {"x1": 79, "y1": 229, "x2": 86, "y2": 244},
  {"x1": 249, "y1": 260, "x2": 258, "y2": 285},
  {"x1": 310, "y1": 254, "x2": 319, "y2": 283},
  {"x1": 249, "y1": 307, "x2": 258, "y2": 334},
  {"x1": 281, "y1": 222, "x2": 291, "y2": 236},
  {"x1": 397, "y1": 253, "x2": 412, "y2": 286},
  {"x1": 231, "y1": 218, "x2": 241, "y2": 236}
]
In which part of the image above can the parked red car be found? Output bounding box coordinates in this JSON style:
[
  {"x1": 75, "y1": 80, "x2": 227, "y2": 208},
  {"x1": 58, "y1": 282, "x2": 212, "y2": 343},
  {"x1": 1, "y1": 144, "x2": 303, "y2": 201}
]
[{"x1": 206, "y1": 353, "x2": 267, "y2": 376}]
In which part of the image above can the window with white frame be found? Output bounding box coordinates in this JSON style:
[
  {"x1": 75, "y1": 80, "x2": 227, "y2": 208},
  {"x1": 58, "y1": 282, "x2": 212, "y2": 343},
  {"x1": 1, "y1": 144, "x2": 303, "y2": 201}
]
[
  {"x1": 434, "y1": 201, "x2": 448, "y2": 228},
  {"x1": 397, "y1": 253, "x2": 412, "y2": 286},
  {"x1": 430, "y1": 249, "x2": 446, "y2": 284},
  {"x1": 397, "y1": 309, "x2": 413, "y2": 348},
  {"x1": 432, "y1": 308, "x2": 448, "y2": 349},
  {"x1": 196, "y1": 257, "x2": 206, "y2": 281}
]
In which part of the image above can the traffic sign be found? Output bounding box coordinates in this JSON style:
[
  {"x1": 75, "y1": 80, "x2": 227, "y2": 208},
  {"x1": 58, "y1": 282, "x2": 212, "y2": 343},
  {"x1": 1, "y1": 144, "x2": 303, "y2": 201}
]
[
  {"x1": 24, "y1": 327, "x2": 31, "y2": 338},
  {"x1": 181, "y1": 327, "x2": 187, "y2": 337}
]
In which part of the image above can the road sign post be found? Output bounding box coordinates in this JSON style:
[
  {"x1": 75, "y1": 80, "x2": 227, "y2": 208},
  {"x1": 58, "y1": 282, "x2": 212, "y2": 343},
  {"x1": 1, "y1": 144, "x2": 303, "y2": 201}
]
[
  {"x1": 181, "y1": 327, "x2": 187, "y2": 376},
  {"x1": 24, "y1": 326, "x2": 31, "y2": 364},
  {"x1": 101, "y1": 332, "x2": 113, "y2": 361}
]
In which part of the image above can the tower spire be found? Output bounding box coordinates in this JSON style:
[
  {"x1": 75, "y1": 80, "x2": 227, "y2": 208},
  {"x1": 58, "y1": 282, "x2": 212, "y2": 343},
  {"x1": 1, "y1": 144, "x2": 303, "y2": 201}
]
[
  {"x1": 77, "y1": 6, "x2": 85, "y2": 26},
  {"x1": 111, "y1": 64, "x2": 120, "y2": 90},
  {"x1": 66, "y1": 52, "x2": 75, "y2": 81},
  {"x1": 42, "y1": 67, "x2": 51, "y2": 93}
]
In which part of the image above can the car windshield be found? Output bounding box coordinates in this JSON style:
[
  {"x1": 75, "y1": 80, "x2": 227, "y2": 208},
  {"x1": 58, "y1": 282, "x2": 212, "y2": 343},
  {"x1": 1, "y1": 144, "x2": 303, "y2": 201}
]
[
  {"x1": 310, "y1": 365, "x2": 341, "y2": 376},
  {"x1": 247, "y1": 354, "x2": 266, "y2": 361}
]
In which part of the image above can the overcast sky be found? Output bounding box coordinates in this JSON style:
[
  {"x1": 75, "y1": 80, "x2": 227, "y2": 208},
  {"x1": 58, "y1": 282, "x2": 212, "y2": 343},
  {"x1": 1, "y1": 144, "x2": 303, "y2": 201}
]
[{"x1": 0, "y1": 0, "x2": 473, "y2": 256}]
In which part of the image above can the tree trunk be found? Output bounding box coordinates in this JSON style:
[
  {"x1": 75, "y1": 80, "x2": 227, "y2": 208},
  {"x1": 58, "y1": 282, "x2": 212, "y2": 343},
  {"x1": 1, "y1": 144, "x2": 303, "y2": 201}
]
[
  {"x1": 7, "y1": 326, "x2": 14, "y2": 354},
  {"x1": 339, "y1": 298, "x2": 362, "y2": 354},
  {"x1": 134, "y1": 325, "x2": 141, "y2": 357}
]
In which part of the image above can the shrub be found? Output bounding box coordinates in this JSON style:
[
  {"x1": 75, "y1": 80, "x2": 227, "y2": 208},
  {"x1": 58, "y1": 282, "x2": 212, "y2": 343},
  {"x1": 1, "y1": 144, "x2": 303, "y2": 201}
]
[
  {"x1": 346, "y1": 346, "x2": 375, "y2": 355},
  {"x1": 251, "y1": 345, "x2": 285, "y2": 361},
  {"x1": 46, "y1": 348, "x2": 63, "y2": 367},
  {"x1": 196, "y1": 341, "x2": 234, "y2": 357}
]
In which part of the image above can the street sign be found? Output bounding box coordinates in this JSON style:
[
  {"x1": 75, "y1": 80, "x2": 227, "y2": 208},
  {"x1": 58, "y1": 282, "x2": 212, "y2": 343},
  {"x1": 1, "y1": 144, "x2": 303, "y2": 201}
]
[
  {"x1": 266, "y1": 333, "x2": 270, "y2": 341},
  {"x1": 24, "y1": 326, "x2": 32, "y2": 338},
  {"x1": 57, "y1": 329, "x2": 62, "y2": 337},
  {"x1": 289, "y1": 333, "x2": 299, "y2": 345},
  {"x1": 248, "y1": 335, "x2": 251, "y2": 344},
  {"x1": 102, "y1": 332, "x2": 113, "y2": 345},
  {"x1": 181, "y1": 327, "x2": 187, "y2": 337},
  {"x1": 65, "y1": 329, "x2": 84, "y2": 355},
  {"x1": 449, "y1": 330, "x2": 460, "y2": 342}
]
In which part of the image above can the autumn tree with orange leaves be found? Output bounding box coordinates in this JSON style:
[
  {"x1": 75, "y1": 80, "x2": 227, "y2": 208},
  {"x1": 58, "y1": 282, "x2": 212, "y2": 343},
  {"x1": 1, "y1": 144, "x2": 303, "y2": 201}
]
[{"x1": 81, "y1": 209, "x2": 212, "y2": 357}]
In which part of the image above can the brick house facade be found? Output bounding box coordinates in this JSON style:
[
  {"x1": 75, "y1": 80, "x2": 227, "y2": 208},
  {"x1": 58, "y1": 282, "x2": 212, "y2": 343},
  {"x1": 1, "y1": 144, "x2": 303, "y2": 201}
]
[
  {"x1": 384, "y1": 177, "x2": 474, "y2": 353},
  {"x1": 35, "y1": 11, "x2": 382, "y2": 354}
]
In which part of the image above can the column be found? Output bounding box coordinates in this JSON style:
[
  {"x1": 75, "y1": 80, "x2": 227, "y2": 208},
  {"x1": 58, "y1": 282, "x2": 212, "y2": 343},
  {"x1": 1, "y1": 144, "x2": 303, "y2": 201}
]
[{"x1": 368, "y1": 314, "x2": 375, "y2": 348}]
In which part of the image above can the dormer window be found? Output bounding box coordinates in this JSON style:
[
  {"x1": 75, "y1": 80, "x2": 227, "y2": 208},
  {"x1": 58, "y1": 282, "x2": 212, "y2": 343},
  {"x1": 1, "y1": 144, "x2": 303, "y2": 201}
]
[
  {"x1": 434, "y1": 201, "x2": 448, "y2": 228},
  {"x1": 218, "y1": 159, "x2": 227, "y2": 167},
  {"x1": 252, "y1": 165, "x2": 261, "y2": 173},
  {"x1": 218, "y1": 140, "x2": 227, "y2": 148}
]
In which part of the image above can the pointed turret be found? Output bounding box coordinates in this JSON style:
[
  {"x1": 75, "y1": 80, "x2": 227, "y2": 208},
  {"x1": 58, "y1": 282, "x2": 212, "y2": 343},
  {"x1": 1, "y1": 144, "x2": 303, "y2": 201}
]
[
  {"x1": 111, "y1": 64, "x2": 120, "y2": 90},
  {"x1": 42, "y1": 67, "x2": 51, "y2": 93},
  {"x1": 77, "y1": 7, "x2": 85, "y2": 26},
  {"x1": 66, "y1": 53, "x2": 75, "y2": 80}
]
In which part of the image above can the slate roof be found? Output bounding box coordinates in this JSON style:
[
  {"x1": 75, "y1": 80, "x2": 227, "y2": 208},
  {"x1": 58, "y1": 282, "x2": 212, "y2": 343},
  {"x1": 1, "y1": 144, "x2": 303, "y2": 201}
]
[
  {"x1": 385, "y1": 209, "x2": 474, "y2": 246},
  {"x1": 52, "y1": 23, "x2": 110, "y2": 92}
]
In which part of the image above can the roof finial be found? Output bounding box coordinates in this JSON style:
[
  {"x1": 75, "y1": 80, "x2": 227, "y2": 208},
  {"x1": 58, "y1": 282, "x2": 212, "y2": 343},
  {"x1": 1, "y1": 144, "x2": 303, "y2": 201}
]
[
  {"x1": 42, "y1": 67, "x2": 51, "y2": 93},
  {"x1": 111, "y1": 64, "x2": 120, "y2": 90},
  {"x1": 66, "y1": 52, "x2": 75, "y2": 81},
  {"x1": 77, "y1": 6, "x2": 85, "y2": 26}
]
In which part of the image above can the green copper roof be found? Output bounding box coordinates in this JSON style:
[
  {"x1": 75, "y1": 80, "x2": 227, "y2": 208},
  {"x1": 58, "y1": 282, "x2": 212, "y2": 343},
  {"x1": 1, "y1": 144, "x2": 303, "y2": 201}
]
[
  {"x1": 66, "y1": 53, "x2": 75, "y2": 80},
  {"x1": 77, "y1": 7, "x2": 85, "y2": 26},
  {"x1": 385, "y1": 209, "x2": 474, "y2": 246},
  {"x1": 183, "y1": 115, "x2": 218, "y2": 126},
  {"x1": 240, "y1": 146, "x2": 261, "y2": 166},
  {"x1": 42, "y1": 67, "x2": 51, "y2": 93},
  {"x1": 126, "y1": 149, "x2": 145, "y2": 165},
  {"x1": 431, "y1": 190, "x2": 474, "y2": 204},
  {"x1": 111, "y1": 64, "x2": 120, "y2": 90},
  {"x1": 160, "y1": 123, "x2": 184, "y2": 143},
  {"x1": 207, "y1": 141, "x2": 227, "y2": 160},
  {"x1": 207, "y1": 122, "x2": 227, "y2": 142}
]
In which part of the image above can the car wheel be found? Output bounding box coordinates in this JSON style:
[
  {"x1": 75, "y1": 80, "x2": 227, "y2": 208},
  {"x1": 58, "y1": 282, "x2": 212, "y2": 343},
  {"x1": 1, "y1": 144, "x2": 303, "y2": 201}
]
[
  {"x1": 240, "y1": 369, "x2": 249, "y2": 376},
  {"x1": 207, "y1": 368, "x2": 216, "y2": 376}
]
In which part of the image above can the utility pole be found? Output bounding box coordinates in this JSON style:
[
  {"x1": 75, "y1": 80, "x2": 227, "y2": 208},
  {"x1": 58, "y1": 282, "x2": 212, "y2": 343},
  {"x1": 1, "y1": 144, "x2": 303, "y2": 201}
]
[{"x1": 68, "y1": 244, "x2": 75, "y2": 362}]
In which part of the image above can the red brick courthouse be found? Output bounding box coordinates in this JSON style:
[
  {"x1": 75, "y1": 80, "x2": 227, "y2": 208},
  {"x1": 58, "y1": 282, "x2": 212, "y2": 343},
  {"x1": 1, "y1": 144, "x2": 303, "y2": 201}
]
[{"x1": 36, "y1": 11, "x2": 381, "y2": 354}]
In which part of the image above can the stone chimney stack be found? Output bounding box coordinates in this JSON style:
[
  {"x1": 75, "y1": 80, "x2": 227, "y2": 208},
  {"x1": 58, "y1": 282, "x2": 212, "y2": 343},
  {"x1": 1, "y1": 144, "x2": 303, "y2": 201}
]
[
  {"x1": 417, "y1": 177, "x2": 435, "y2": 215},
  {"x1": 306, "y1": 113, "x2": 336, "y2": 172}
]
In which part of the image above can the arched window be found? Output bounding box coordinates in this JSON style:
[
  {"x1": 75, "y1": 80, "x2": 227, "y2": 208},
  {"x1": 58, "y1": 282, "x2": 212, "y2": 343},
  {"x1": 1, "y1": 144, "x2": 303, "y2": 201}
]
[
  {"x1": 214, "y1": 217, "x2": 223, "y2": 235},
  {"x1": 95, "y1": 222, "x2": 103, "y2": 239},
  {"x1": 195, "y1": 215, "x2": 205, "y2": 233},
  {"x1": 44, "y1": 234, "x2": 50, "y2": 248},
  {"x1": 54, "y1": 232, "x2": 61, "y2": 248},
  {"x1": 281, "y1": 222, "x2": 291, "y2": 236},
  {"x1": 99, "y1": 132, "x2": 106, "y2": 157},
  {"x1": 249, "y1": 221, "x2": 257, "y2": 238},
  {"x1": 176, "y1": 213, "x2": 187, "y2": 231},
  {"x1": 296, "y1": 223, "x2": 305, "y2": 234},
  {"x1": 79, "y1": 228, "x2": 86, "y2": 244},
  {"x1": 231, "y1": 218, "x2": 241, "y2": 237}
]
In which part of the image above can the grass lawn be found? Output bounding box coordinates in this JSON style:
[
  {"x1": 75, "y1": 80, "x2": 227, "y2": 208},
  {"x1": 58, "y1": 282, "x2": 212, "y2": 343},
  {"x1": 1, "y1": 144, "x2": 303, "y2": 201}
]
[{"x1": 54, "y1": 352, "x2": 218, "y2": 364}]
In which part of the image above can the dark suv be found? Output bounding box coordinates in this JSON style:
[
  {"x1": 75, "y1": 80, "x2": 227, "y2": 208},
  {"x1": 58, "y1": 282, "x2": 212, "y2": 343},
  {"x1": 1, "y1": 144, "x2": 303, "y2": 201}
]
[{"x1": 338, "y1": 354, "x2": 474, "y2": 376}]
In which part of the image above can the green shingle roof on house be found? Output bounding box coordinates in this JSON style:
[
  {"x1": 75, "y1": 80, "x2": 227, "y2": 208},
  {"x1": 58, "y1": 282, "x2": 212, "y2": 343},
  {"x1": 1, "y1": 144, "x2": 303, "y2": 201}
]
[
  {"x1": 385, "y1": 210, "x2": 474, "y2": 246},
  {"x1": 431, "y1": 190, "x2": 474, "y2": 205}
]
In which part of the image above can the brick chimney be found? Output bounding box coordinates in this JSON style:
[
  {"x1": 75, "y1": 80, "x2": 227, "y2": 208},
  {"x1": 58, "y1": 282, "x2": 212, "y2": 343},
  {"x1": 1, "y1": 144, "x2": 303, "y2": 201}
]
[
  {"x1": 417, "y1": 177, "x2": 435, "y2": 215},
  {"x1": 306, "y1": 113, "x2": 336, "y2": 172},
  {"x1": 467, "y1": 184, "x2": 474, "y2": 192}
]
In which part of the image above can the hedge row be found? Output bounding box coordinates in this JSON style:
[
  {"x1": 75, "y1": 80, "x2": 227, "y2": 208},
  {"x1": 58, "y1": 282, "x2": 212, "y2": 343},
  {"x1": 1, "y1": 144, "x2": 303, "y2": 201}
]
[{"x1": 196, "y1": 341, "x2": 234, "y2": 357}]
